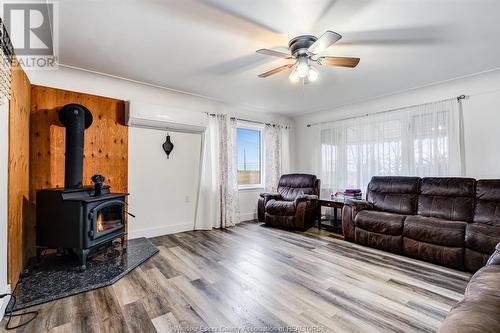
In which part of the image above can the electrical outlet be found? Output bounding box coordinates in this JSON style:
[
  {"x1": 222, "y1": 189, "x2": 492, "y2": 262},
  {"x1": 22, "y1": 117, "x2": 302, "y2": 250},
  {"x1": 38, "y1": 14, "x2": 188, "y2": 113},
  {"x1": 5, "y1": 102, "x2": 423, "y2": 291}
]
[{"x1": 185, "y1": 196, "x2": 190, "y2": 203}]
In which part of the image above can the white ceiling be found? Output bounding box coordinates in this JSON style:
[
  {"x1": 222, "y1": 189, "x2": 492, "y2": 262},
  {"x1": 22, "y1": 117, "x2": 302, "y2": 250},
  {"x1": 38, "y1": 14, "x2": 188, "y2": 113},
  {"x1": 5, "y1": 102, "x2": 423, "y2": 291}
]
[{"x1": 53, "y1": 0, "x2": 500, "y2": 115}]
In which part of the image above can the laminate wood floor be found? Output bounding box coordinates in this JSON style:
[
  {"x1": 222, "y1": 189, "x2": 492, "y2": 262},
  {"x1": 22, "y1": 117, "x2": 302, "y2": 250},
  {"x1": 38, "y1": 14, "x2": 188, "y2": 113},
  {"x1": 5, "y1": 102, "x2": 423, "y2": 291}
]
[{"x1": 1, "y1": 222, "x2": 471, "y2": 333}]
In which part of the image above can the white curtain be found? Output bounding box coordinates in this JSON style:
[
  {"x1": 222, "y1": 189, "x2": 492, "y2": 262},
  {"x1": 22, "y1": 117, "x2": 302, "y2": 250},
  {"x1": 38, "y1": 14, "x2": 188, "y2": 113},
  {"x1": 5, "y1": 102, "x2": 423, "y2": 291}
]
[
  {"x1": 318, "y1": 99, "x2": 464, "y2": 197},
  {"x1": 221, "y1": 117, "x2": 239, "y2": 228},
  {"x1": 194, "y1": 114, "x2": 239, "y2": 230},
  {"x1": 281, "y1": 126, "x2": 291, "y2": 175},
  {"x1": 263, "y1": 124, "x2": 291, "y2": 192},
  {"x1": 264, "y1": 124, "x2": 281, "y2": 192}
]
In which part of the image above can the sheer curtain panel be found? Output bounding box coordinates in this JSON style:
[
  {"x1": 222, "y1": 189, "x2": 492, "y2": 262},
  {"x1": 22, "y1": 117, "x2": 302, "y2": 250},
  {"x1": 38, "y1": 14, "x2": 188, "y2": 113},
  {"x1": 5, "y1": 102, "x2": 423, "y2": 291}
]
[{"x1": 318, "y1": 98, "x2": 464, "y2": 196}]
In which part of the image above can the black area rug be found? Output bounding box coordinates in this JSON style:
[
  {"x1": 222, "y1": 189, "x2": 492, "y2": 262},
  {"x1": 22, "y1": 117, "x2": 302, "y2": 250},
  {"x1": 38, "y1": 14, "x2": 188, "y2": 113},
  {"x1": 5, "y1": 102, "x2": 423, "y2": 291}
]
[{"x1": 8, "y1": 237, "x2": 158, "y2": 311}]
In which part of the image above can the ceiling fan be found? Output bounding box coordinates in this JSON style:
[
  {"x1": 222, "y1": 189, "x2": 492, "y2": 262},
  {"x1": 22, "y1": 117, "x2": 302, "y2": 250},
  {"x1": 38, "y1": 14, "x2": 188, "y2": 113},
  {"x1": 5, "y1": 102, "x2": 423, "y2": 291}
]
[{"x1": 256, "y1": 30, "x2": 360, "y2": 83}]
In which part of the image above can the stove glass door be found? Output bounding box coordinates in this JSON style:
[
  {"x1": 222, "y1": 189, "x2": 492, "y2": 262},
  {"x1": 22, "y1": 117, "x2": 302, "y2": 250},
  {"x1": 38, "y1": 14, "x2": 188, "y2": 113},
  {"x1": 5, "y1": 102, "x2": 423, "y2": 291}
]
[{"x1": 91, "y1": 200, "x2": 124, "y2": 239}]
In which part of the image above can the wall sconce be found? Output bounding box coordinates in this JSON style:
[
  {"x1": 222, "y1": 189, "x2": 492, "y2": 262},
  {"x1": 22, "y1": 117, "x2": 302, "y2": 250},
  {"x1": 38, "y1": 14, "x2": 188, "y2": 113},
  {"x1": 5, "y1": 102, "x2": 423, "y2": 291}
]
[{"x1": 162, "y1": 133, "x2": 174, "y2": 158}]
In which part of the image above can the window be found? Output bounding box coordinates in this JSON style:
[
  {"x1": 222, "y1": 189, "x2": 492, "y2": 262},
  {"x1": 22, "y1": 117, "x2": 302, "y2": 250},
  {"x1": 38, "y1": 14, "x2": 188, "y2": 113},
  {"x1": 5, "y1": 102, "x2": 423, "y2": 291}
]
[
  {"x1": 236, "y1": 124, "x2": 263, "y2": 189},
  {"x1": 411, "y1": 110, "x2": 450, "y2": 176},
  {"x1": 319, "y1": 99, "x2": 463, "y2": 196}
]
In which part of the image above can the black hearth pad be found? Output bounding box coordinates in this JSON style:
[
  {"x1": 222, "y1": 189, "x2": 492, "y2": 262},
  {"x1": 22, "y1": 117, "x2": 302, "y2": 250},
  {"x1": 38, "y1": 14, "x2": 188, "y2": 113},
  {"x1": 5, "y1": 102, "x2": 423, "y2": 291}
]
[{"x1": 7, "y1": 238, "x2": 158, "y2": 311}]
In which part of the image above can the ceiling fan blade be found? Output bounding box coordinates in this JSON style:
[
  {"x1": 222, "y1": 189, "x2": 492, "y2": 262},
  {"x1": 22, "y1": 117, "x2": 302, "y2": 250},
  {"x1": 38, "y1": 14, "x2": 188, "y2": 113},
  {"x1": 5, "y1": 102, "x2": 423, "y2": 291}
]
[
  {"x1": 256, "y1": 49, "x2": 292, "y2": 59},
  {"x1": 258, "y1": 64, "x2": 293, "y2": 78},
  {"x1": 308, "y1": 30, "x2": 342, "y2": 54},
  {"x1": 317, "y1": 56, "x2": 360, "y2": 68}
]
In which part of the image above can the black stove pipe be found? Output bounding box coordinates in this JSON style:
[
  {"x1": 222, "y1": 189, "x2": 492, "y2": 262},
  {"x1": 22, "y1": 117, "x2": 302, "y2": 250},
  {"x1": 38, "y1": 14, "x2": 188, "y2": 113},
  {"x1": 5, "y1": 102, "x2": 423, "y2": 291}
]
[{"x1": 58, "y1": 104, "x2": 93, "y2": 189}]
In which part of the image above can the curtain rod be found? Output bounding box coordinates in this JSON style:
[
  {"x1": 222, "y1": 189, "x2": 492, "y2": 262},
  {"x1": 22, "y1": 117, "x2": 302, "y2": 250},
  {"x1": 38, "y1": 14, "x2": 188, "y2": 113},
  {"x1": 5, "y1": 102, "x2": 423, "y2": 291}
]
[
  {"x1": 206, "y1": 112, "x2": 290, "y2": 129},
  {"x1": 306, "y1": 95, "x2": 468, "y2": 128}
]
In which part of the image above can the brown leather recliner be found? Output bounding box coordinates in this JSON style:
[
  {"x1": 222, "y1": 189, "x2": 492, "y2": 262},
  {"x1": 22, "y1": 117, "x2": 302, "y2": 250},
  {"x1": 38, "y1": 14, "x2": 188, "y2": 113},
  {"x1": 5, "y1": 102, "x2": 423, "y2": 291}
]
[
  {"x1": 403, "y1": 177, "x2": 475, "y2": 270},
  {"x1": 344, "y1": 176, "x2": 420, "y2": 254},
  {"x1": 343, "y1": 176, "x2": 500, "y2": 272},
  {"x1": 258, "y1": 174, "x2": 320, "y2": 230}
]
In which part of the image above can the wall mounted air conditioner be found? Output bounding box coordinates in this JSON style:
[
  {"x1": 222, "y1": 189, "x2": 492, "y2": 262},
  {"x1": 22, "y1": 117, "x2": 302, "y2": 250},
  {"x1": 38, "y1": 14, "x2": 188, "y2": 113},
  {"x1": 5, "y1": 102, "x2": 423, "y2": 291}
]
[{"x1": 125, "y1": 101, "x2": 207, "y2": 133}]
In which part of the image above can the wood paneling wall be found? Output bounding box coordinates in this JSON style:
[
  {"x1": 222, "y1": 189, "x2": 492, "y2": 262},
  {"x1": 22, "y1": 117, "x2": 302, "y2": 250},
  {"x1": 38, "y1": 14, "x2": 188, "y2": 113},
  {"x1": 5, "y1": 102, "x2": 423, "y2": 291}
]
[
  {"x1": 8, "y1": 60, "x2": 31, "y2": 286},
  {"x1": 28, "y1": 86, "x2": 128, "y2": 256}
]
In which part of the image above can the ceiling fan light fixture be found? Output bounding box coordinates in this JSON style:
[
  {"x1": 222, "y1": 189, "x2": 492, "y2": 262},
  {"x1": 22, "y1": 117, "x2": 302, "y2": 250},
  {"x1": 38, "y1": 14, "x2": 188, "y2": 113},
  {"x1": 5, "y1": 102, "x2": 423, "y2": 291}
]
[
  {"x1": 256, "y1": 31, "x2": 359, "y2": 81},
  {"x1": 296, "y1": 56, "x2": 309, "y2": 78},
  {"x1": 307, "y1": 66, "x2": 319, "y2": 82},
  {"x1": 289, "y1": 67, "x2": 300, "y2": 83}
]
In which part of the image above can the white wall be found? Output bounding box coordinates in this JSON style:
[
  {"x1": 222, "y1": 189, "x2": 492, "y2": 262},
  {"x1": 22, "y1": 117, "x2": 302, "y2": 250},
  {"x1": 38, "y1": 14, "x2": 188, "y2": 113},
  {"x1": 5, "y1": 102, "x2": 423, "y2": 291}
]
[
  {"x1": 27, "y1": 67, "x2": 289, "y2": 236},
  {"x1": 292, "y1": 69, "x2": 500, "y2": 179},
  {"x1": 238, "y1": 190, "x2": 260, "y2": 221},
  {"x1": 128, "y1": 128, "x2": 201, "y2": 238},
  {"x1": 0, "y1": 101, "x2": 10, "y2": 318}
]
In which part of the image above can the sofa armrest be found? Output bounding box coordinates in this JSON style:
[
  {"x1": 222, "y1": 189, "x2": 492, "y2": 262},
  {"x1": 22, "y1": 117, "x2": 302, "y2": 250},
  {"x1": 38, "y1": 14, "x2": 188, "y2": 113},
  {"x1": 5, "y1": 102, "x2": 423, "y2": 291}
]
[
  {"x1": 344, "y1": 199, "x2": 374, "y2": 215},
  {"x1": 260, "y1": 192, "x2": 282, "y2": 200},
  {"x1": 486, "y1": 242, "x2": 500, "y2": 266},
  {"x1": 342, "y1": 199, "x2": 374, "y2": 242},
  {"x1": 294, "y1": 195, "x2": 319, "y2": 230},
  {"x1": 294, "y1": 194, "x2": 319, "y2": 204}
]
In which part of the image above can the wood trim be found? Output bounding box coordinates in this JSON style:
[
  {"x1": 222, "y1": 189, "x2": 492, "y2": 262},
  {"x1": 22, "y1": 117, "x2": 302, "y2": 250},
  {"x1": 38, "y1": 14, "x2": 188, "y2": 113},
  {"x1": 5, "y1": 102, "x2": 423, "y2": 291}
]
[
  {"x1": 7, "y1": 76, "x2": 129, "y2": 287},
  {"x1": 8, "y1": 59, "x2": 31, "y2": 286},
  {"x1": 29, "y1": 85, "x2": 128, "y2": 256}
]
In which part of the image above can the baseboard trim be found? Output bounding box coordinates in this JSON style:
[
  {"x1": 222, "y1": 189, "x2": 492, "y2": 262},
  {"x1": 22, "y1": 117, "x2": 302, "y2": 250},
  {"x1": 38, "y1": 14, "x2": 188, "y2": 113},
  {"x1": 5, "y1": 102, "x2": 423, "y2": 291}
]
[
  {"x1": 128, "y1": 222, "x2": 193, "y2": 239},
  {"x1": 239, "y1": 212, "x2": 257, "y2": 222},
  {"x1": 0, "y1": 284, "x2": 11, "y2": 320},
  {"x1": 128, "y1": 214, "x2": 257, "y2": 239}
]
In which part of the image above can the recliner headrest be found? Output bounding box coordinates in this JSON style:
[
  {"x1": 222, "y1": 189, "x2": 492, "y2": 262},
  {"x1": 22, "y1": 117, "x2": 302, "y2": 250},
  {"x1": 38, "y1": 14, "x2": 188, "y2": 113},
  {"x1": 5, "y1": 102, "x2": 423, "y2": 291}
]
[
  {"x1": 420, "y1": 177, "x2": 475, "y2": 197},
  {"x1": 477, "y1": 180, "x2": 500, "y2": 201},
  {"x1": 368, "y1": 176, "x2": 420, "y2": 194},
  {"x1": 278, "y1": 174, "x2": 317, "y2": 188}
]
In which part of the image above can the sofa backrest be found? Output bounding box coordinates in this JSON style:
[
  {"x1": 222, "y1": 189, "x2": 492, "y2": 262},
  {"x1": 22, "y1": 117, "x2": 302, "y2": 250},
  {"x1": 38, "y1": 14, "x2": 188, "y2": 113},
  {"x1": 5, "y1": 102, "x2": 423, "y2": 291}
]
[
  {"x1": 474, "y1": 180, "x2": 500, "y2": 226},
  {"x1": 366, "y1": 176, "x2": 420, "y2": 214},
  {"x1": 277, "y1": 174, "x2": 320, "y2": 201},
  {"x1": 418, "y1": 177, "x2": 476, "y2": 222}
]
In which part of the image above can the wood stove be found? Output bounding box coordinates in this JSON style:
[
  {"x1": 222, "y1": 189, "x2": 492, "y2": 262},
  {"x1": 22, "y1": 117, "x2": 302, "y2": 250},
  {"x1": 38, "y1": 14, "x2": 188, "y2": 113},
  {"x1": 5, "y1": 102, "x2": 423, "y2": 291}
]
[{"x1": 36, "y1": 104, "x2": 128, "y2": 271}]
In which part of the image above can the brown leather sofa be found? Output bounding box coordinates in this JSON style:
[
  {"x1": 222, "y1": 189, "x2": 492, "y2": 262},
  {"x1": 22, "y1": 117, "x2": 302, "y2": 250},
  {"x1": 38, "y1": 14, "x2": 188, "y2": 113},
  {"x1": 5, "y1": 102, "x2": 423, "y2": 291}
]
[
  {"x1": 342, "y1": 176, "x2": 500, "y2": 272},
  {"x1": 465, "y1": 179, "x2": 500, "y2": 271},
  {"x1": 258, "y1": 174, "x2": 319, "y2": 230},
  {"x1": 438, "y1": 243, "x2": 500, "y2": 333}
]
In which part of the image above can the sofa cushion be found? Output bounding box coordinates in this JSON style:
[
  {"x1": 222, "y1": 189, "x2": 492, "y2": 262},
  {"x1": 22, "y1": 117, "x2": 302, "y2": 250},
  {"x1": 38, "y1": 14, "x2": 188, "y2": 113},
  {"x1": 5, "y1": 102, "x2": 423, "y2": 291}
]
[
  {"x1": 265, "y1": 200, "x2": 295, "y2": 216},
  {"x1": 418, "y1": 177, "x2": 475, "y2": 222},
  {"x1": 465, "y1": 223, "x2": 500, "y2": 254},
  {"x1": 465, "y1": 265, "x2": 500, "y2": 299},
  {"x1": 366, "y1": 176, "x2": 420, "y2": 215},
  {"x1": 354, "y1": 210, "x2": 406, "y2": 236},
  {"x1": 474, "y1": 180, "x2": 500, "y2": 226},
  {"x1": 403, "y1": 237, "x2": 464, "y2": 269},
  {"x1": 355, "y1": 228, "x2": 402, "y2": 254},
  {"x1": 403, "y1": 215, "x2": 466, "y2": 247}
]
